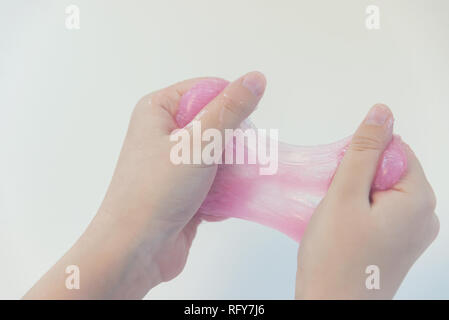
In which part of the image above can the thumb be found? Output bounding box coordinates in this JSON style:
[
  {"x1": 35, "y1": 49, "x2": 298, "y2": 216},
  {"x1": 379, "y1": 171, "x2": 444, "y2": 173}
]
[
  {"x1": 185, "y1": 71, "x2": 266, "y2": 133},
  {"x1": 330, "y1": 104, "x2": 394, "y2": 201}
]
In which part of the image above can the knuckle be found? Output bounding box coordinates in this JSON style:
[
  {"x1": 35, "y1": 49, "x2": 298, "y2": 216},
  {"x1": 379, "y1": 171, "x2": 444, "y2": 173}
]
[
  {"x1": 219, "y1": 94, "x2": 246, "y2": 119},
  {"x1": 349, "y1": 134, "x2": 383, "y2": 152},
  {"x1": 412, "y1": 186, "x2": 437, "y2": 214},
  {"x1": 429, "y1": 214, "x2": 440, "y2": 240},
  {"x1": 134, "y1": 92, "x2": 154, "y2": 114},
  {"x1": 134, "y1": 90, "x2": 173, "y2": 115},
  {"x1": 423, "y1": 186, "x2": 437, "y2": 211},
  {"x1": 147, "y1": 90, "x2": 171, "y2": 108},
  {"x1": 137, "y1": 91, "x2": 155, "y2": 107}
]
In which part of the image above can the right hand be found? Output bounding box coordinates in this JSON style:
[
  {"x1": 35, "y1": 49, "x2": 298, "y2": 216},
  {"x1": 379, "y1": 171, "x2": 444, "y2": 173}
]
[{"x1": 295, "y1": 104, "x2": 439, "y2": 299}]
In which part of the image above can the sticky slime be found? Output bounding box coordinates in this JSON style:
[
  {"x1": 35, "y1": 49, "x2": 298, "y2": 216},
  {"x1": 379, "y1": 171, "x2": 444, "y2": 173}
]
[{"x1": 176, "y1": 79, "x2": 407, "y2": 242}]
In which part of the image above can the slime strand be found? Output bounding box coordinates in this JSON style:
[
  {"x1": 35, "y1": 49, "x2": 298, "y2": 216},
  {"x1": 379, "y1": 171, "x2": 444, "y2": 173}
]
[{"x1": 176, "y1": 79, "x2": 407, "y2": 242}]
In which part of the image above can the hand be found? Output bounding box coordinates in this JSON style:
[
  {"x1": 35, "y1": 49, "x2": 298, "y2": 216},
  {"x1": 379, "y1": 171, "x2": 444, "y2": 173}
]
[
  {"x1": 295, "y1": 104, "x2": 439, "y2": 299},
  {"x1": 24, "y1": 71, "x2": 266, "y2": 299}
]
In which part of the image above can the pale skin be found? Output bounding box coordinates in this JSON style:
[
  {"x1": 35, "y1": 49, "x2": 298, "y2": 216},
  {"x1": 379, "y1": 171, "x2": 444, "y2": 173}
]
[
  {"x1": 24, "y1": 72, "x2": 438, "y2": 299},
  {"x1": 296, "y1": 104, "x2": 439, "y2": 299}
]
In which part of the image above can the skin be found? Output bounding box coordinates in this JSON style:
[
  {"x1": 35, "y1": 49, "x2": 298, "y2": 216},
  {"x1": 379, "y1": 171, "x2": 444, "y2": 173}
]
[
  {"x1": 24, "y1": 71, "x2": 266, "y2": 299},
  {"x1": 296, "y1": 104, "x2": 439, "y2": 299},
  {"x1": 24, "y1": 73, "x2": 438, "y2": 299}
]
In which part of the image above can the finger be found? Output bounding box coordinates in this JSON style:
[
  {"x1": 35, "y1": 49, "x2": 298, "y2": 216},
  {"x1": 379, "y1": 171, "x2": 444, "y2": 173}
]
[
  {"x1": 329, "y1": 104, "x2": 394, "y2": 201},
  {"x1": 134, "y1": 77, "x2": 213, "y2": 132},
  {"x1": 200, "y1": 214, "x2": 228, "y2": 222},
  {"x1": 183, "y1": 214, "x2": 203, "y2": 246},
  {"x1": 186, "y1": 71, "x2": 266, "y2": 133},
  {"x1": 175, "y1": 78, "x2": 230, "y2": 127}
]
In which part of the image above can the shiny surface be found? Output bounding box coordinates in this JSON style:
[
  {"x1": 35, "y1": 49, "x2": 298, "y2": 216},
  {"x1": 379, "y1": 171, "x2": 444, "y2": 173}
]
[{"x1": 177, "y1": 79, "x2": 407, "y2": 241}]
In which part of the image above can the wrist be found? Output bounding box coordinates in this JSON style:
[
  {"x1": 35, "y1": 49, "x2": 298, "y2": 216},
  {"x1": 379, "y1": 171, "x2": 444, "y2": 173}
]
[{"x1": 80, "y1": 208, "x2": 173, "y2": 298}]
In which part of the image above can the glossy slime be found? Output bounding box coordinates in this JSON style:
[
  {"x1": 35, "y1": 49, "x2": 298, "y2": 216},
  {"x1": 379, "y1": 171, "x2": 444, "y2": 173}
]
[{"x1": 176, "y1": 79, "x2": 407, "y2": 242}]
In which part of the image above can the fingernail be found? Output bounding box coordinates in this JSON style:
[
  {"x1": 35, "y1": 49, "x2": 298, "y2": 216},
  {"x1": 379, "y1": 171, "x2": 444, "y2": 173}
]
[
  {"x1": 364, "y1": 104, "x2": 391, "y2": 126},
  {"x1": 386, "y1": 116, "x2": 394, "y2": 130},
  {"x1": 242, "y1": 72, "x2": 266, "y2": 98}
]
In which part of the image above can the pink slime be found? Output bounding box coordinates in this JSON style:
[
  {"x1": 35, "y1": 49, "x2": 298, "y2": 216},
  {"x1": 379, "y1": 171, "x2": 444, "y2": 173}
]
[{"x1": 176, "y1": 79, "x2": 407, "y2": 242}]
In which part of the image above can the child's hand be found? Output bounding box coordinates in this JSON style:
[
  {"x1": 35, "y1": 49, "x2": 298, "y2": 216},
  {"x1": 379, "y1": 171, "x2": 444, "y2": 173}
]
[
  {"x1": 100, "y1": 71, "x2": 266, "y2": 282},
  {"x1": 295, "y1": 104, "x2": 439, "y2": 299},
  {"x1": 24, "y1": 72, "x2": 266, "y2": 299}
]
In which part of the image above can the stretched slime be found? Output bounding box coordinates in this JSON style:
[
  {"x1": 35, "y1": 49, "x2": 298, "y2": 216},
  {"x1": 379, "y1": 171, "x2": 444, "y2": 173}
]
[{"x1": 176, "y1": 79, "x2": 407, "y2": 242}]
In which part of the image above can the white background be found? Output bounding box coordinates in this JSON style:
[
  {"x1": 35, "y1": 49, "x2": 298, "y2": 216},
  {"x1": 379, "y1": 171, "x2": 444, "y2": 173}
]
[{"x1": 0, "y1": 0, "x2": 448, "y2": 299}]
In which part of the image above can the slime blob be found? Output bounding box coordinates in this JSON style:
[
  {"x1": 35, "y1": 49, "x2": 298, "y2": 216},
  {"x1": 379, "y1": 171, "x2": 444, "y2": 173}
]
[{"x1": 176, "y1": 79, "x2": 407, "y2": 242}]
